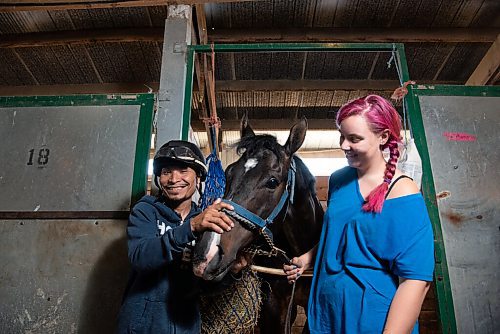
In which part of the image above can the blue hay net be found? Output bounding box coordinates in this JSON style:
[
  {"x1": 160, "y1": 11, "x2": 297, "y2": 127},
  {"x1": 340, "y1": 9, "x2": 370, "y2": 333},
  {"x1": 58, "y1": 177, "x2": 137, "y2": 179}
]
[{"x1": 200, "y1": 128, "x2": 226, "y2": 210}]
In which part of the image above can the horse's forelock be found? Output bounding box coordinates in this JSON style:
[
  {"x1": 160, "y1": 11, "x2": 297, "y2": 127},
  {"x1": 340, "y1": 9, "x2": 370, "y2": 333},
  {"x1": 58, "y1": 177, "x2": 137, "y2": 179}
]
[
  {"x1": 236, "y1": 134, "x2": 283, "y2": 162},
  {"x1": 235, "y1": 136, "x2": 316, "y2": 195}
]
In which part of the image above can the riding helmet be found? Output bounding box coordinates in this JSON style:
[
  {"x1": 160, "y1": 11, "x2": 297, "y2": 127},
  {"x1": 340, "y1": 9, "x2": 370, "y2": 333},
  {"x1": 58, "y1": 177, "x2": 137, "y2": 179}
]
[{"x1": 153, "y1": 140, "x2": 207, "y2": 181}]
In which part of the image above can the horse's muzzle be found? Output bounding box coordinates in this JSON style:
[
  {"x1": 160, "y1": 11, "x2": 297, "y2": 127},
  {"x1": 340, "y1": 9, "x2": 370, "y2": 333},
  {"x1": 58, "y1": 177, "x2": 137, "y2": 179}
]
[
  {"x1": 193, "y1": 236, "x2": 224, "y2": 279},
  {"x1": 193, "y1": 245, "x2": 232, "y2": 281}
]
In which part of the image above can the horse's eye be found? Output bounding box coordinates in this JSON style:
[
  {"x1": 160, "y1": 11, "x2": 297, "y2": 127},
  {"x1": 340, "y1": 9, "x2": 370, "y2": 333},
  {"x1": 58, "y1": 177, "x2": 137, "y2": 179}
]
[{"x1": 265, "y1": 177, "x2": 280, "y2": 189}]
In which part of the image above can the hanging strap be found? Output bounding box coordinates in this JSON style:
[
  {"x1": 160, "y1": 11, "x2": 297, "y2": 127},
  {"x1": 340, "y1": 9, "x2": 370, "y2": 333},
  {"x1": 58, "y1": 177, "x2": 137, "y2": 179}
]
[
  {"x1": 209, "y1": 125, "x2": 217, "y2": 155},
  {"x1": 385, "y1": 175, "x2": 413, "y2": 199}
]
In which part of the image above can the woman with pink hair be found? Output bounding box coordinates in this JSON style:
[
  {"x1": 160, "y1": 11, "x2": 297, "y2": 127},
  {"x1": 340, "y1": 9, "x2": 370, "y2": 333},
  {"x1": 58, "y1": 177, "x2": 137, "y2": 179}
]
[{"x1": 284, "y1": 95, "x2": 434, "y2": 333}]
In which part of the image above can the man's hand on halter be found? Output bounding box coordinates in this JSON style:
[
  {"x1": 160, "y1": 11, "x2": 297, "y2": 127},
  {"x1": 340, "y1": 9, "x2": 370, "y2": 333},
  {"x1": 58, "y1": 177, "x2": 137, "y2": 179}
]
[{"x1": 190, "y1": 198, "x2": 234, "y2": 234}]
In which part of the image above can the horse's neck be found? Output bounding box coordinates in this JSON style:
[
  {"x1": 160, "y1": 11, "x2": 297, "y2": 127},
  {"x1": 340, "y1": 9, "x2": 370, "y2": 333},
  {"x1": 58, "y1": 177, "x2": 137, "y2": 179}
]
[
  {"x1": 254, "y1": 187, "x2": 322, "y2": 267},
  {"x1": 292, "y1": 163, "x2": 324, "y2": 221},
  {"x1": 277, "y1": 167, "x2": 324, "y2": 256}
]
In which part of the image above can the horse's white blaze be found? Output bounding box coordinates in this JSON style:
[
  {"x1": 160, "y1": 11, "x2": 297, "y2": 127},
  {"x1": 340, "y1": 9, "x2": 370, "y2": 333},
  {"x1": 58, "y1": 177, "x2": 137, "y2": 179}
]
[
  {"x1": 193, "y1": 232, "x2": 220, "y2": 277},
  {"x1": 244, "y1": 158, "x2": 258, "y2": 173},
  {"x1": 205, "y1": 232, "x2": 221, "y2": 263}
]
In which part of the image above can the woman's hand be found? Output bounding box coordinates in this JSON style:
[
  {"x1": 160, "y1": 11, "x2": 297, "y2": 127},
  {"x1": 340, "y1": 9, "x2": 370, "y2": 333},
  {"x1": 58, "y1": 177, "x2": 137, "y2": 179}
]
[
  {"x1": 283, "y1": 256, "x2": 307, "y2": 284},
  {"x1": 190, "y1": 198, "x2": 234, "y2": 234},
  {"x1": 283, "y1": 245, "x2": 318, "y2": 284}
]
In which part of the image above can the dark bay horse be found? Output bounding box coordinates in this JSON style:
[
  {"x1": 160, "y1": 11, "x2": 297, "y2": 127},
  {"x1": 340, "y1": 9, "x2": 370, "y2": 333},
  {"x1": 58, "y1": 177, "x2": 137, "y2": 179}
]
[{"x1": 193, "y1": 116, "x2": 324, "y2": 333}]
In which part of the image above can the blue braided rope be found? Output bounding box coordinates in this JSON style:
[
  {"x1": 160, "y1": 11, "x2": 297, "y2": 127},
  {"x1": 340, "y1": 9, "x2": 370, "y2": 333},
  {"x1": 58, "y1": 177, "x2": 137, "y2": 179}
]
[
  {"x1": 200, "y1": 127, "x2": 226, "y2": 210},
  {"x1": 200, "y1": 151, "x2": 226, "y2": 210}
]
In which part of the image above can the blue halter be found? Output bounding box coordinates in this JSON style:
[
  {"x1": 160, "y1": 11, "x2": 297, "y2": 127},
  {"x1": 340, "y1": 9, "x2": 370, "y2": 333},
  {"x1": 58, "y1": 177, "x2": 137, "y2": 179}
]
[{"x1": 221, "y1": 158, "x2": 296, "y2": 240}]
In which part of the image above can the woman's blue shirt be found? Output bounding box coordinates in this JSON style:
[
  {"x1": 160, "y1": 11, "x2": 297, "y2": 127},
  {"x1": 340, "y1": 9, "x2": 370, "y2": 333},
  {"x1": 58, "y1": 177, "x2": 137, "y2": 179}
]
[{"x1": 308, "y1": 167, "x2": 434, "y2": 334}]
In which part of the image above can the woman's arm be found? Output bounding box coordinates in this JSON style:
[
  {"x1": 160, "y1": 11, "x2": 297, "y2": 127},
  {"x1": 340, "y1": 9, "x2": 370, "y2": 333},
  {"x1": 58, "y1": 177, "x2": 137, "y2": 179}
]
[
  {"x1": 383, "y1": 278, "x2": 431, "y2": 333},
  {"x1": 283, "y1": 244, "x2": 318, "y2": 283}
]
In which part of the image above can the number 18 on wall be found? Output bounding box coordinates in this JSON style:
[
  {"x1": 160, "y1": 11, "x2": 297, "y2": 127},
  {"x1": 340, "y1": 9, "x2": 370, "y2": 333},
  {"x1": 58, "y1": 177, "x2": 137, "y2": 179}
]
[{"x1": 27, "y1": 147, "x2": 50, "y2": 166}]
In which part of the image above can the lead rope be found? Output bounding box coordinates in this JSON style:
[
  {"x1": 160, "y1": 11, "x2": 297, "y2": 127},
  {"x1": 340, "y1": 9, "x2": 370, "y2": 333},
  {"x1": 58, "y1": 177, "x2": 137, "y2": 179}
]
[{"x1": 285, "y1": 280, "x2": 297, "y2": 334}]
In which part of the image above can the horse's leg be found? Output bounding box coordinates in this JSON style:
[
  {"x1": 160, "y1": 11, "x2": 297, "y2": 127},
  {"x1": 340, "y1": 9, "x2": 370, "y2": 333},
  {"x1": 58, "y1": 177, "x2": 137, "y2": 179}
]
[
  {"x1": 258, "y1": 287, "x2": 283, "y2": 333},
  {"x1": 258, "y1": 278, "x2": 297, "y2": 334},
  {"x1": 288, "y1": 279, "x2": 311, "y2": 334}
]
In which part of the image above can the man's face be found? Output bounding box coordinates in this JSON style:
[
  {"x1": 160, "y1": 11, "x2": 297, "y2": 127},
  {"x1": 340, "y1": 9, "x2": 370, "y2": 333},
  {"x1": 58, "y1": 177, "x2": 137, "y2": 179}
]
[{"x1": 159, "y1": 162, "x2": 198, "y2": 203}]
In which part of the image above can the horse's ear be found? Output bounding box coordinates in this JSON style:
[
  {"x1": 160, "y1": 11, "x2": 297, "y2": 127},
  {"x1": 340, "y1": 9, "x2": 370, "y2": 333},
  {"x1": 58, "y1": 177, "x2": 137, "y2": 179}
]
[
  {"x1": 240, "y1": 111, "x2": 255, "y2": 139},
  {"x1": 284, "y1": 117, "x2": 307, "y2": 156}
]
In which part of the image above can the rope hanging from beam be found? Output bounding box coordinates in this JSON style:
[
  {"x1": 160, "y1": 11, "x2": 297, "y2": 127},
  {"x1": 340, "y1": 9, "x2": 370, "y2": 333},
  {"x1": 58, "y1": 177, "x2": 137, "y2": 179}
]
[{"x1": 200, "y1": 43, "x2": 225, "y2": 210}]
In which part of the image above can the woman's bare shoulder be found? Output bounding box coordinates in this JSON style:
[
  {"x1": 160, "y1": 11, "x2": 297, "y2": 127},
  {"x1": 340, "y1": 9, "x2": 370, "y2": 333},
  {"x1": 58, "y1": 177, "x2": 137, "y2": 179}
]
[{"x1": 386, "y1": 172, "x2": 420, "y2": 199}]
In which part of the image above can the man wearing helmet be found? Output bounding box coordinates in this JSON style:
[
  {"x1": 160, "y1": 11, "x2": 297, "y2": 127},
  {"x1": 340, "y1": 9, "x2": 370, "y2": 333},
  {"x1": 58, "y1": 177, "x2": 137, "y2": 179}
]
[{"x1": 117, "y1": 140, "x2": 234, "y2": 334}]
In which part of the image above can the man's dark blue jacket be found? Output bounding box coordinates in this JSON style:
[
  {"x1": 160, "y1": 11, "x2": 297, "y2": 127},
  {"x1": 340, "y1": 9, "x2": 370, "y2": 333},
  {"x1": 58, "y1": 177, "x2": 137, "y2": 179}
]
[{"x1": 117, "y1": 195, "x2": 201, "y2": 334}]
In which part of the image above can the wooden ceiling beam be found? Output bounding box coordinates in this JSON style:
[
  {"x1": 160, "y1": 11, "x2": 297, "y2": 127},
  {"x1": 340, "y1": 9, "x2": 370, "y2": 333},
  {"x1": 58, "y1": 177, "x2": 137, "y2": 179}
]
[
  {"x1": 0, "y1": 80, "x2": 462, "y2": 96},
  {"x1": 191, "y1": 6, "x2": 208, "y2": 121},
  {"x1": 0, "y1": 83, "x2": 159, "y2": 96},
  {"x1": 0, "y1": 0, "x2": 260, "y2": 12},
  {"x1": 194, "y1": 4, "x2": 208, "y2": 45},
  {"x1": 191, "y1": 118, "x2": 338, "y2": 131},
  {"x1": 0, "y1": 28, "x2": 164, "y2": 48},
  {"x1": 214, "y1": 79, "x2": 460, "y2": 91},
  {"x1": 466, "y1": 34, "x2": 500, "y2": 85},
  {"x1": 209, "y1": 28, "x2": 499, "y2": 43},
  {"x1": 2, "y1": 28, "x2": 499, "y2": 48},
  {"x1": 193, "y1": 3, "x2": 219, "y2": 152},
  {"x1": 490, "y1": 67, "x2": 500, "y2": 86}
]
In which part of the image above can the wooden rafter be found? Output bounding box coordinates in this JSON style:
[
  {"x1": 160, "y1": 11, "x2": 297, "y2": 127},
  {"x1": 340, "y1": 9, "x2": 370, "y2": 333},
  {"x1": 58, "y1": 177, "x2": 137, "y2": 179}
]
[
  {"x1": 432, "y1": 45, "x2": 457, "y2": 81},
  {"x1": 0, "y1": 80, "x2": 462, "y2": 97},
  {"x1": 195, "y1": 4, "x2": 208, "y2": 45},
  {"x1": 11, "y1": 49, "x2": 39, "y2": 85},
  {"x1": 214, "y1": 79, "x2": 461, "y2": 91},
  {"x1": 192, "y1": 3, "x2": 215, "y2": 152},
  {"x1": 208, "y1": 28, "x2": 499, "y2": 43},
  {"x1": 0, "y1": 28, "x2": 163, "y2": 48},
  {"x1": 466, "y1": 34, "x2": 500, "y2": 86},
  {"x1": 194, "y1": 3, "x2": 215, "y2": 120},
  {"x1": 1, "y1": 28, "x2": 499, "y2": 49},
  {"x1": 197, "y1": 4, "x2": 222, "y2": 153},
  {"x1": 191, "y1": 119, "x2": 339, "y2": 131},
  {"x1": 0, "y1": 83, "x2": 159, "y2": 96},
  {"x1": 0, "y1": 0, "x2": 260, "y2": 12}
]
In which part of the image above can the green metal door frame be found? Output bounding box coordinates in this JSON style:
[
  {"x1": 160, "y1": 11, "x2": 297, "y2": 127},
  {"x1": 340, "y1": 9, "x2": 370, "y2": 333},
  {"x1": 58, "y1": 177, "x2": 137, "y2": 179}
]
[
  {"x1": 182, "y1": 42, "x2": 410, "y2": 140},
  {"x1": 183, "y1": 43, "x2": 478, "y2": 330},
  {"x1": 407, "y1": 85, "x2": 500, "y2": 334},
  {"x1": 0, "y1": 93, "x2": 154, "y2": 213}
]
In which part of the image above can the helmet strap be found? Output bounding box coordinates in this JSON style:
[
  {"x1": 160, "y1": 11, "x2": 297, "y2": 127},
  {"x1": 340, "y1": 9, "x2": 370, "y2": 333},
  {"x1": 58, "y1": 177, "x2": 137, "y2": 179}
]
[
  {"x1": 154, "y1": 176, "x2": 165, "y2": 198},
  {"x1": 197, "y1": 182, "x2": 203, "y2": 206}
]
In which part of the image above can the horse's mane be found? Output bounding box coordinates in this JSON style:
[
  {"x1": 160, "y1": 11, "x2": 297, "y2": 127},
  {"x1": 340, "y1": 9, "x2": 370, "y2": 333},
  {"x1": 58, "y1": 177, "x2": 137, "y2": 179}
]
[
  {"x1": 293, "y1": 155, "x2": 317, "y2": 196},
  {"x1": 236, "y1": 134, "x2": 317, "y2": 196}
]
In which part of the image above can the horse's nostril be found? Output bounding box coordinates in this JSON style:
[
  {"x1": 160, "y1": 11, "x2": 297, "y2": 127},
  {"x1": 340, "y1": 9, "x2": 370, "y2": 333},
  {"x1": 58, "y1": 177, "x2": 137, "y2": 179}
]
[
  {"x1": 217, "y1": 244, "x2": 225, "y2": 256},
  {"x1": 192, "y1": 254, "x2": 206, "y2": 266}
]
